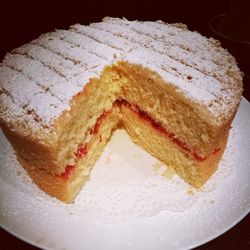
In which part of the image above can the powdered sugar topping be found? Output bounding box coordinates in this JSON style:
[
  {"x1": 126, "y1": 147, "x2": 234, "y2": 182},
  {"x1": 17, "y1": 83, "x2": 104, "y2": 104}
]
[{"x1": 0, "y1": 17, "x2": 242, "y2": 133}]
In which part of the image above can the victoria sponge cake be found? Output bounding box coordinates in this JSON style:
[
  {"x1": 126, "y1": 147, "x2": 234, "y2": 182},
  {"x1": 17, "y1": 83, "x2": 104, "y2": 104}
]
[{"x1": 0, "y1": 17, "x2": 243, "y2": 203}]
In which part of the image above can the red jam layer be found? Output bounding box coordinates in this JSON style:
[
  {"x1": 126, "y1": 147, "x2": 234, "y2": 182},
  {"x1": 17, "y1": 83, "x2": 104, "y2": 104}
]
[
  {"x1": 60, "y1": 144, "x2": 88, "y2": 180},
  {"x1": 59, "y1": 110, "x2": 108, "y2": 180},
  {"x1": 116, "y1": 99, "x2": 220, "y2": 161},
  {"x1": 60, "y1": 164, "x2": 76, "y2": 179},
  {"x1": 59, "y1": 99, "x2": 221, "y2": 180},
  {"x1": 91, "y1": 111, "x2": 110, "y2": 135}
]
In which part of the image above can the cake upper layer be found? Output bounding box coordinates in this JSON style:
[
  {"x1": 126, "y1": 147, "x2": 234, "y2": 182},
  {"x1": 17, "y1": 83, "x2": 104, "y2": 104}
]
[{"x1": 0, "y1": 17, "x2": 243, "y2": 137}]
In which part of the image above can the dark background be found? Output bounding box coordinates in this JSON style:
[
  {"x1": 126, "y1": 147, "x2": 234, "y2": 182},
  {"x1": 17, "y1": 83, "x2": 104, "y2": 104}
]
[
  {"x1": 0, "y1": 0, "x2": 235, "y2": 59},
  {"x1": 0, "y1": 0, "x2": 249, "y2": 98},
  {"x1": 0, "y1": 0, "x2": 249, "y2": 249}
]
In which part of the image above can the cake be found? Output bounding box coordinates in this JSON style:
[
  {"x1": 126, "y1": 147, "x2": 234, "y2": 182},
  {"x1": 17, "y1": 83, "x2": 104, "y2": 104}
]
[{"x1": 0, "y1": 17, "x2": 243, "y2": 203}]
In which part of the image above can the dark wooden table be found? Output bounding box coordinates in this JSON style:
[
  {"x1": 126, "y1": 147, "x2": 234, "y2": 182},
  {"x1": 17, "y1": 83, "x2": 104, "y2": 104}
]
[{"x1": 0, "y1": 0, "x2": 249, "y2": 249}]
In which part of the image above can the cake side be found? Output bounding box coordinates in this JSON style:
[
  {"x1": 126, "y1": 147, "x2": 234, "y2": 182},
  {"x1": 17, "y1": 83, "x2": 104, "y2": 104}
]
[
  {"x1": 121, "y1": 103, "x2": 229, "y2": 188},
  {"x1": 115, "y1": 62, "x2": 232, "y2": 158},
  {"x1": 16, "y1": 104, "x2": 120, "y2": 203},
  {"x1": 55, "y1": 66, "x2": 126, "y2": 173}
]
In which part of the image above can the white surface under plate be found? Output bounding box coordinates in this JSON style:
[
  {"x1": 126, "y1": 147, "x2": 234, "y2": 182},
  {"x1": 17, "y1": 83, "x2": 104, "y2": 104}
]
[{"x1": 0, "y1": 97, "x2": 250, "y2": 250}]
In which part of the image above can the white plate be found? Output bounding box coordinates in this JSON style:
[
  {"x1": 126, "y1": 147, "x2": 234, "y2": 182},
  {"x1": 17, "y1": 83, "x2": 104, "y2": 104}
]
[{"x1": 0, "y1": 97, "x2": 250, "y2": 250}]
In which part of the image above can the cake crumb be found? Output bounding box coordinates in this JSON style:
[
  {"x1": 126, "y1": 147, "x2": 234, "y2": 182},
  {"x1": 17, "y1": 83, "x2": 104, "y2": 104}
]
[
  {"x1": 187, "y1": 188, "x2": 194, "y2": 195},
  {"x1": 132, "y1": 153, "x2": 140, "y2": 159},
  {"x1": 197, "y1": 186, "x2": 204, "y2": 192},
  {"x1": 163, "y1": 165, "x2": 176, "y2": 180},
  {"x1": 152, "y1": 161, "x2": 163, "y2": 171},
  {"x1": 105, "y1": 154, "x2": 111, "y2": 164},
  {"x1": 152, "y1": 161, "x2": 165, "y2": 174}
]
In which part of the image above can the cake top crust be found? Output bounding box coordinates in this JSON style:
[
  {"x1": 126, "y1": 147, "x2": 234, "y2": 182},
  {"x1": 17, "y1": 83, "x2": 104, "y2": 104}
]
[{"x1": 0, "y1": 17, "x2": 243, "y2": 137}]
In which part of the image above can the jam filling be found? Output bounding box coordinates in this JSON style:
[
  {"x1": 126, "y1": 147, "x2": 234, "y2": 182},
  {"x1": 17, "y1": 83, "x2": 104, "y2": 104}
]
[
  {"x1": 60, "y1": 99, "x2": 221, "y2": 180},
  {"x1": 60, "y1": 110, "x2": 111, "y2": 180},
  {"x1": 91, "y1": 111, "x2": 110, "y2": 135},
  {"x1": 60, "y1": 144, "x2": 88, "y2": 180},
  {"x1": 60, "y1": 164, "x2": 76, "y2": 180},
  {"x1": 116, "y1": 99, "x2": 220, "y2": 161}
]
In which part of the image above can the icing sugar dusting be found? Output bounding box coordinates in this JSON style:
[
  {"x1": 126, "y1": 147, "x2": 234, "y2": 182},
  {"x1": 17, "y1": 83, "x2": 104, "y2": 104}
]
[{"x1": 0, "y1": 17, "x2": 242, "y2": 133}]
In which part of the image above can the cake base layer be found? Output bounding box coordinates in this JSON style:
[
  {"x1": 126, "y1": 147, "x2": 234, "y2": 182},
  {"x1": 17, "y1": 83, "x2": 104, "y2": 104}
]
[
  {"x1": 120, "y1": 103, "x2": 229, "y2": 188},
  {"x1": 16, "y1": 106, "x2": 120, "y2": 203}
]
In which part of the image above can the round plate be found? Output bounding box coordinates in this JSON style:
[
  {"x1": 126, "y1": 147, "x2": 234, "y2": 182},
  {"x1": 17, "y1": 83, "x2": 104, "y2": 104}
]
[{"x1": 0, "y1": 98, "x2": 250, "y2": 250}]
